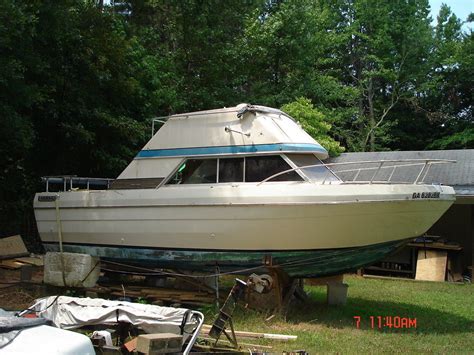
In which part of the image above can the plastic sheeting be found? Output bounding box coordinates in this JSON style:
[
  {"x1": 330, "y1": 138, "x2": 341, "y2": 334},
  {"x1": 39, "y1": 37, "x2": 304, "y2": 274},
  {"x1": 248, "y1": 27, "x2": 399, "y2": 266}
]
[
  {"x1": 0, "y1": 325, "x2": 95, "y2": 354},
  {"x1": 34, "y1": 296, "x2": 194, "y2": 335},
  {"x1": 0, "y1": 314, "x2": 50, "y2": 349}
]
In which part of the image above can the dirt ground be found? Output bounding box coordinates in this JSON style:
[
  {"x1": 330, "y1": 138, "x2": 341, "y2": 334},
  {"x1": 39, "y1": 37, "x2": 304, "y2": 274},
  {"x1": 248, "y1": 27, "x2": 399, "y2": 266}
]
[
  {"x1": 0, "y1": 284, "x2": 44, "y2": 310},
  {"x1": 0, "y1": 268, "x2": 52, "y2": 311}
]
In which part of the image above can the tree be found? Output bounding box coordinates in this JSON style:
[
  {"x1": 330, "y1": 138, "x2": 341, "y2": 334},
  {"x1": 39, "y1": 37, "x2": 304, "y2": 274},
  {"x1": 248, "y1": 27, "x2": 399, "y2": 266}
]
[
  {"x1": 417, "y1": 4, "x2": 473, "y2": 150},
  {"x1": 0, "y1": 0, "x2": 39, "y2": 238},
  {"x1": 239, "y1": 0, "x2": 358, "y2": 148},
  {"x1": 331, "y1": 0, "x2": 433, "y2": 151},
  {"x1": 281, "y1": 97, "x2": 344, "y2": 156},
  {"x1": 0, "y1": 0, "x2": 181, "y2": 241},
  {"x1": 121, "y1": 0, "x2": 262, "y2": 111}
]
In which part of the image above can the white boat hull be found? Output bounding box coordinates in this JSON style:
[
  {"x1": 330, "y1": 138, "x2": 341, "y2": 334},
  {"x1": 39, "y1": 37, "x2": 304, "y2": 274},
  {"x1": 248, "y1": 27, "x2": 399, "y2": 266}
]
[{"x1": 34, "y1": 183, "x2": 454, "y2": 251}]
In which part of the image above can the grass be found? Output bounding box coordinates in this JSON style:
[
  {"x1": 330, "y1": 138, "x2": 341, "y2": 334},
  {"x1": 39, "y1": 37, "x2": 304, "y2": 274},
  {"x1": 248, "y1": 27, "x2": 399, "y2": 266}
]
[{"x1": 199, "y1": 275, "x2": 474, "y2": 353}]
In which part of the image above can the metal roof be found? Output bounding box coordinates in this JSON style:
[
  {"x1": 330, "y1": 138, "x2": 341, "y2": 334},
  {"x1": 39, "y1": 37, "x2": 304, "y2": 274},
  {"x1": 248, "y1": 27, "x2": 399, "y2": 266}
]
[{"x1": 327, "y1": 149, "x2": 474, "y2": 197}]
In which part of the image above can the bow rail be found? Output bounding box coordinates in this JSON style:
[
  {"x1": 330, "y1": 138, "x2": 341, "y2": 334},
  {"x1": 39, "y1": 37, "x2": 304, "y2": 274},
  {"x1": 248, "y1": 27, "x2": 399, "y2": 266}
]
[{"x1": 258, "y1": 159, "x2": 456, "y2": 185}]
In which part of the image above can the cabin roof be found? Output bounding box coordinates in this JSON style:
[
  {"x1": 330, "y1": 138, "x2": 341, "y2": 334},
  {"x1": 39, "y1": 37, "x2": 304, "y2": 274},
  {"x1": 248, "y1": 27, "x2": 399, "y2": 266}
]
[{"x1": 140, "y1": 104, "x2": 329, "y2": 159}]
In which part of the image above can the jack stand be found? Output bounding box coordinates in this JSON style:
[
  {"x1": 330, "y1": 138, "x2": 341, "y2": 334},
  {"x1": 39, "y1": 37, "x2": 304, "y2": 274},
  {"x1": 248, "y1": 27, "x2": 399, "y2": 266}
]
[
  {"x1": 215, "y1": 265, "x2": 220, "y2": 310},
  {"x1": 208, "y1": 270, "x2": 305, "y2": 348},
  {"x1": 209, "y1": 278, "x2": 247, "y2": 348},
  {"x1": 213, "y1": 316, "x2": 238, "y2": 348}
]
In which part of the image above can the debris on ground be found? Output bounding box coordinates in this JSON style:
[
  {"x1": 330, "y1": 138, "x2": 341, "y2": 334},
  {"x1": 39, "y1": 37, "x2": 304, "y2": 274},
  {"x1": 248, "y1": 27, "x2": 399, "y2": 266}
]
[{"x1": 0, "y1": 235, "x2": 29, "y2": 260}]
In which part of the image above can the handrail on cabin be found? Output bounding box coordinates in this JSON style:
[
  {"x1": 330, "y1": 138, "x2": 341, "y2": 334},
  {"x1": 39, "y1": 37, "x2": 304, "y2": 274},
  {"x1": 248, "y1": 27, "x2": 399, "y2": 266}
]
[
  {"x1": 41, "y1": 176, "x2": 114, "y2": 192},
  {"x1": 149, "y1": 104, "x2": 294, "y2": 138},
  {"x1": 258, "y1": 159, "x2": 456, "y2": 186}
]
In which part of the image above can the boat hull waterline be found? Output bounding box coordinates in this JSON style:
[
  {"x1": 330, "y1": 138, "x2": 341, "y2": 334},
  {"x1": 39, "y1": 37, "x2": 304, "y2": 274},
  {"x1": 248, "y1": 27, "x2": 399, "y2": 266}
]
[{"x1": 43, "y1": 239, "x2": 408, "y2": 278}]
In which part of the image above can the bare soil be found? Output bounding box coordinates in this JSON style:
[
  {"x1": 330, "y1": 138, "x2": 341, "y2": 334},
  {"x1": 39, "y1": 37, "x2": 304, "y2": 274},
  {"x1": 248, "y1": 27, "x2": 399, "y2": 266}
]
[{"x1": 0, "y1": 267, "x2": 50, "y2": 311}]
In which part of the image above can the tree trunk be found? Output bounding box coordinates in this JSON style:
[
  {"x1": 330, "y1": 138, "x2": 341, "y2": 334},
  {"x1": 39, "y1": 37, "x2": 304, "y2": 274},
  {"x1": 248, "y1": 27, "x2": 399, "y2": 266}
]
[{"x1": 367, "y1": 78, "x2": 375, "y2": 151}]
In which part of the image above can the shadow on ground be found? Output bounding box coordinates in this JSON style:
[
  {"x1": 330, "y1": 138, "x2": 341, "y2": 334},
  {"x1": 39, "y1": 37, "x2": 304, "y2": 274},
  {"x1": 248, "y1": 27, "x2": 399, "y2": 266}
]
[{"x1": 287, "y1": 293, "x2": 473, "y2": 334}]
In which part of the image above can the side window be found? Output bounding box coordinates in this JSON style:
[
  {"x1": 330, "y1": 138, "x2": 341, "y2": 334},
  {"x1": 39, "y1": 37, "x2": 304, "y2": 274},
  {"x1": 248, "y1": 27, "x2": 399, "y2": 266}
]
[
  {"x1": 286, "y1": 153, "x2": 340, "y2": 182},
  {"x1": 245, "y1": 156, "x2": 303, "y2": 182},
  {"x1": 219, "y1": 158, "x2": 244, "y2": 183},
  {"x1": 167, "y1": 159, "x2": 217, "y2": 184}
]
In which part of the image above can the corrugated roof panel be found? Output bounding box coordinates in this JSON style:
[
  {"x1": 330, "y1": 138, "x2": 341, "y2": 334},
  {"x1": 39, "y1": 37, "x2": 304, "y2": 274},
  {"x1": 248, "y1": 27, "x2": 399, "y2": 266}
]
[{"x1": 327, "y1": 150, "x2": 474, "y2": 186}]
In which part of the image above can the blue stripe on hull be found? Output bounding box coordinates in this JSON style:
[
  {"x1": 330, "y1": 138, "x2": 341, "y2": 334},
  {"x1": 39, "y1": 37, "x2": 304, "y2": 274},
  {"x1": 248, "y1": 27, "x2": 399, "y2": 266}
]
[
  {"x1": 43, "y1": 239, "x2": 408, "y2": 278},
  {"x1": 136, "y1": 143, "x2": 327, "y2": 158}
]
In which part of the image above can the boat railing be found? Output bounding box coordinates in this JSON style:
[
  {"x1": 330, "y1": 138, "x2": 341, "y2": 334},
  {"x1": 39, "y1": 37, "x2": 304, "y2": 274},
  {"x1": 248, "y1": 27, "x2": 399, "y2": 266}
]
[
  {"x1": 149, "y1": 104, "x2": 294, "y2": 138},
  {"x1": 259, "y1": 159, "x2": 456, "y2": 185},
  {"x1": 41, "y1": 176, "x2": 114, "y2": 192}
]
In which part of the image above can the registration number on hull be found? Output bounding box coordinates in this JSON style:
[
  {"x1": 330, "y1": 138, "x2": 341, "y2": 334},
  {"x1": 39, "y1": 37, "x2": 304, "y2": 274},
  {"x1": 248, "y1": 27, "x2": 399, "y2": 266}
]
[
  {"x1": 38, "y1": 195, "x2": 57, "y2": 202},
  {"x1": 412, "y1": 192, "x2": 440, "y2": 199}
]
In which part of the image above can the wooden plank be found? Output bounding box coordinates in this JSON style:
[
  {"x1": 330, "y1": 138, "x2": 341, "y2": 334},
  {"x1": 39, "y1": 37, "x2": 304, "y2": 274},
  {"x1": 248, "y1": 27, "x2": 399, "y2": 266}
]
[
  {"x1": 110, "y1": 291, "x2": 142, "y2": 297},
  {"x1": 201, "y1": 325, "x2": 297, "y2": 341},
  {"x1": 0, "y1": 259, "x2": 27, "y2": 270},
  {"x1": 408, "y1": 242, "x2": 462, "y2": 251},
  {"x1": 0, "y1": 235, "x2": 28, "y2": 260},
  {"x1": 415, "y1": 250, "x2": 447, "y2": 282},
  {"x1": 123, "y1": 337, "x2": 137, "y2": 352},
  {"x1": 15, "y1": 256, "x2": 44, "y2": 266},
  {"x1": 363, "y1": 274, "x2": 418, "y2": 282},
  {"x1": 198, "y1": 336, "x2": 273, "y2": 349}
]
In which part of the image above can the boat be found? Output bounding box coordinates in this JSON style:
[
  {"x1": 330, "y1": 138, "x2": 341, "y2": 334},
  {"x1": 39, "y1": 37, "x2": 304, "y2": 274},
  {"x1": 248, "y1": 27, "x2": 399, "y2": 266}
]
[{"x1": 33, "y1": 104, "x2": 456, "y2": 278}]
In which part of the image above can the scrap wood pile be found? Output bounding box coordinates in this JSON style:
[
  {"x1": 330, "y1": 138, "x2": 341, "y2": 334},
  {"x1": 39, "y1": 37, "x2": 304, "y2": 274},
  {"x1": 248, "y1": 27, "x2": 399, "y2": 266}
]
[
  {"x1": 200, "y1": 324, "x2": 297, "y2": 341},
  {"x1": 0, "y1": 256, "x2": 44, "y2": 270},
  {"x1": 193, "y1": 324, "x2": 299, "y2": 352},
  {"x1": 120, "y1": 323, "x2": 300, "y2": 353},
  {"x1": 0, "y1": 236, "x2": 44, "y2": 291},
  {"x1": 86, "y1": 284, "x2": 219, "y2": 306},
  {"x1": 0, "y1": 235, "x2": 43, "y2": 271}
]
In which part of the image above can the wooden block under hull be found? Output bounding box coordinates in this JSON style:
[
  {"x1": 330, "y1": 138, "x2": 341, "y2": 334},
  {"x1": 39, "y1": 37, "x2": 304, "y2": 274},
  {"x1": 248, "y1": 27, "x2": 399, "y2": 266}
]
[{"x1": 415, "y1": 250, "x2": 447, "y2": 282}]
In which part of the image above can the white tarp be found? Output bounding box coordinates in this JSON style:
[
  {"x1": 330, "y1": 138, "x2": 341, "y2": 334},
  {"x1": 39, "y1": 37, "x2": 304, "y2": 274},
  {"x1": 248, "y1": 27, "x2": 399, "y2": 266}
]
[{"x1": 34, "y1": 296, "x2": 194, "y2": 335}]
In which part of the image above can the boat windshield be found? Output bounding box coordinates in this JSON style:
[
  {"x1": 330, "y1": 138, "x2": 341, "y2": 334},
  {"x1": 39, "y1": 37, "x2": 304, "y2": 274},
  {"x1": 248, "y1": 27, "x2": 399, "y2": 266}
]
[
  {"x1": 286, "y1": 153, "x2": 340, "y2": 183},
  {"x1": 166, "y1": 155, "x2": 303, "y2": 184}
]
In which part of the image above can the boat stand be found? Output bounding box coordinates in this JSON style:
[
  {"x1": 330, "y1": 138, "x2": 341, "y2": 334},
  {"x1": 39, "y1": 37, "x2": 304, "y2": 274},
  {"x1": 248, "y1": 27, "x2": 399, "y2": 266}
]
[
  {"x1": 209, "y1": 279, "x2": 247, "y2": 348},
  {"x1": 209, "y1": 269, "x2": 309, "y2": 349},
  {"x1": 244, "y1": 257, "x2": 308, "y2": 317},
  {"x1": 211, "y1": 316, "x2": 238, "y2": 348}
]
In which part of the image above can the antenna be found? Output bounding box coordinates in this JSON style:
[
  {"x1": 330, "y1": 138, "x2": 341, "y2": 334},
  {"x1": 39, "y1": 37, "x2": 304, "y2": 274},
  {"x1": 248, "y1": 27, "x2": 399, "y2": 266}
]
[
  {"x1": 225, "y1": 126, "x2": 251, "y2": 137},
  {"x1": 150, "y1": 116, "x2": 169, "y2": 138}
]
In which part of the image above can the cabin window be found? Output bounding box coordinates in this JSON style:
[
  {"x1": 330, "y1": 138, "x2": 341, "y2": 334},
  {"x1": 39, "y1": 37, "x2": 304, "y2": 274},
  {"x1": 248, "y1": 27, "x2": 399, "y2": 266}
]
[
  {"x1": 166, "y1": 155, "x2": 306, "y2": 185},
  {"x1": 286, "y1": 153, "x2": 340, "y2": 183},
  {"x1": 245, "y1": 156, "x2": 303, "y2": 182},
  {"x1": 219, "y1": 157, "x2": 244, "y2": 182},
  {"x1": 167, "y1": 159, "x2": 217, "y2": 184}
]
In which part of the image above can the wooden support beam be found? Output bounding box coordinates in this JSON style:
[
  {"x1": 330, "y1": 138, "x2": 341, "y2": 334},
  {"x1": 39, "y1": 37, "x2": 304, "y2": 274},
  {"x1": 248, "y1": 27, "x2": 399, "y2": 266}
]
[{"x1": 201, "y1": 324, "x2": 297, "y2": 341}]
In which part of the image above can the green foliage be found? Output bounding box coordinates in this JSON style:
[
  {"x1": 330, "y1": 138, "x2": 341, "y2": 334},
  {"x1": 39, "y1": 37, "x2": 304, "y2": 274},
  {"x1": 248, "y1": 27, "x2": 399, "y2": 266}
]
[
  {"x1": 333, "y1": 0, "x2": 434, "y2": 151},
  {"x1": 428, "y1": 127, "x2": 474, "y2": 149},
  {"x1": 0, "y1": 0, "x2": 179, "y2": 239},
  {"x1": 0, "y1": 0, "x2": 473, "y2": 240},
  {"x1": 136, "y1": 297, "x2": 149, "y2": 304},
  {"x1": 281, "y1": 98, "x2": 344, "y2": 156}
]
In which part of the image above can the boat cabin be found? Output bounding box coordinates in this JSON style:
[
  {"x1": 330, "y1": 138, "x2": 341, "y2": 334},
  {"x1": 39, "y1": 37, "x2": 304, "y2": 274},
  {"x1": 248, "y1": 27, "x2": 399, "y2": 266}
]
[{"x1": 111, "y1": 104, "x2": 339, "y2": 189}]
